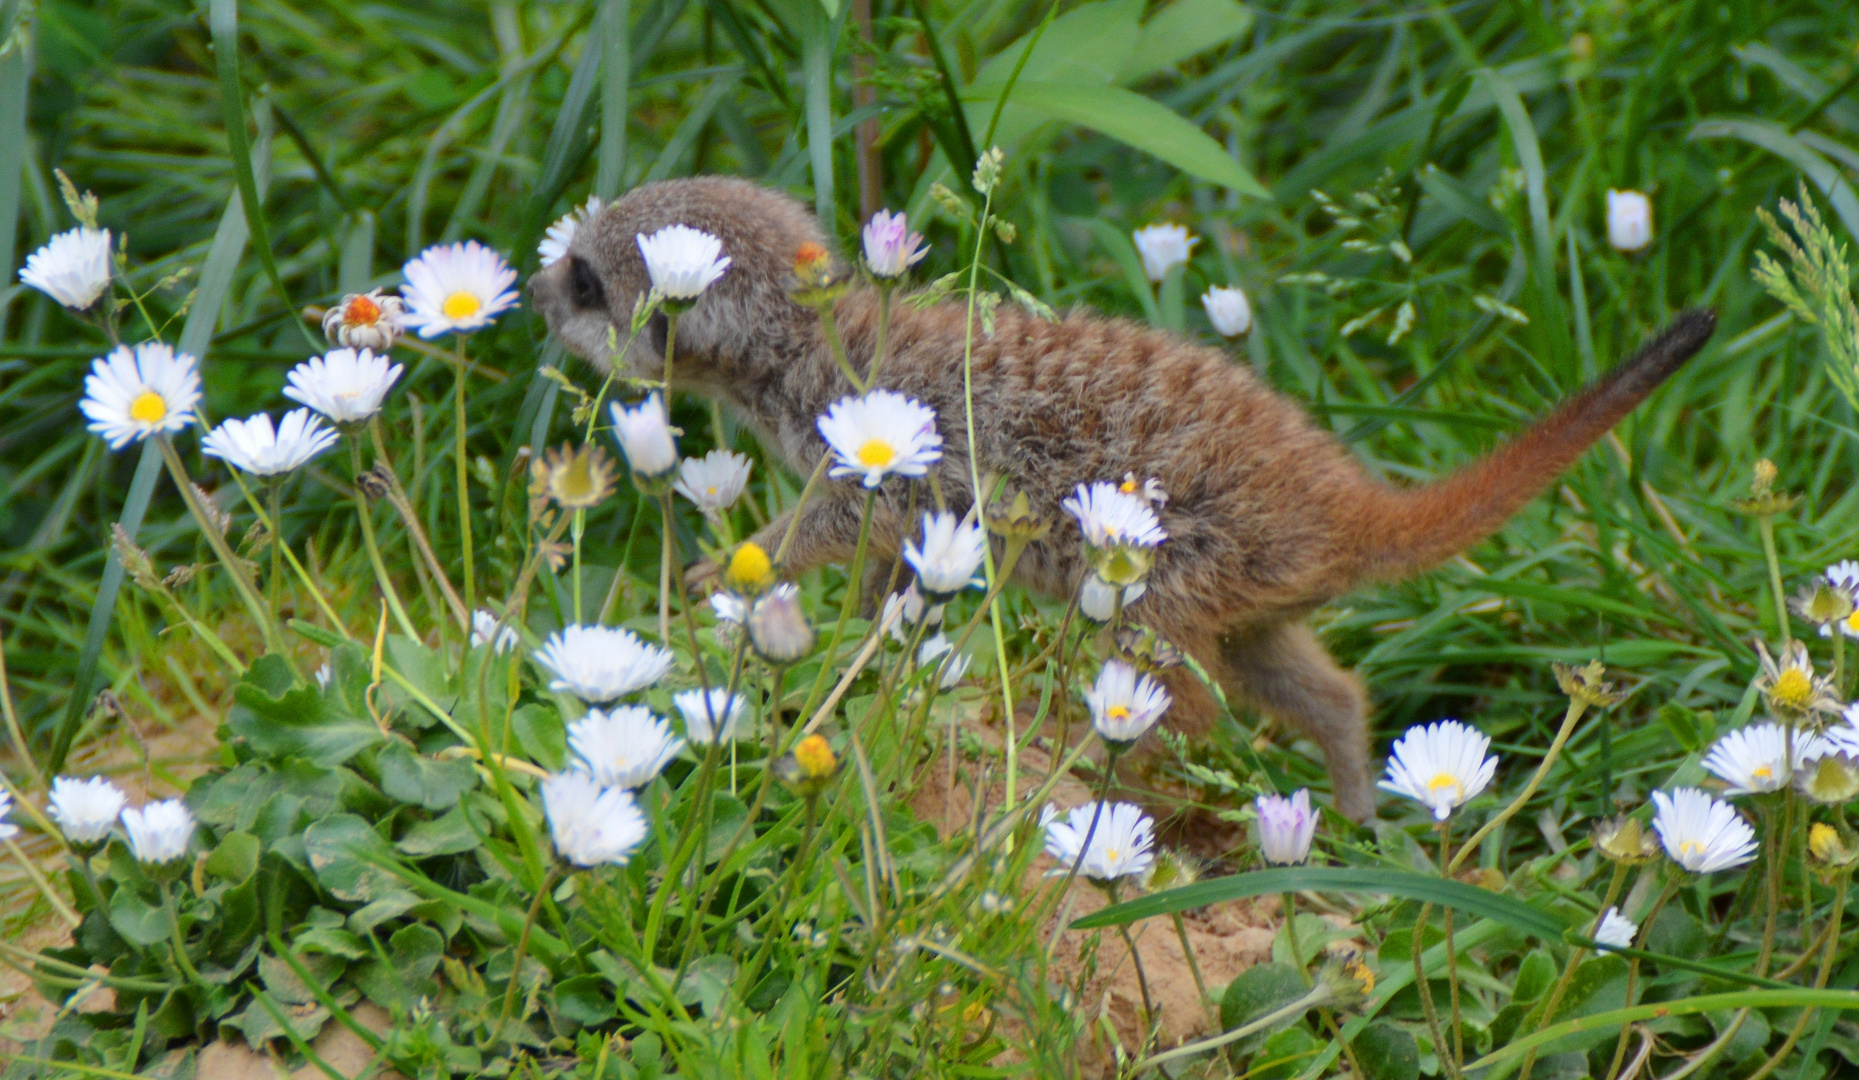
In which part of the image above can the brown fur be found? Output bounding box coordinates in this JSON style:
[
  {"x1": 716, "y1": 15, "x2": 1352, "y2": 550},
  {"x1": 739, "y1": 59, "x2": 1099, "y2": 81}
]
[{"x1": 530, "y1": 176, "x2": 1717, "y2": 821}]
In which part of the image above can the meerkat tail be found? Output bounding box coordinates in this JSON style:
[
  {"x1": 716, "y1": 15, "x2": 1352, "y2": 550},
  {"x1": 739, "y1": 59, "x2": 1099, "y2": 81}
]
[{"x1": 1350, "y1": 307, "x2": 1718, "y2": 582}]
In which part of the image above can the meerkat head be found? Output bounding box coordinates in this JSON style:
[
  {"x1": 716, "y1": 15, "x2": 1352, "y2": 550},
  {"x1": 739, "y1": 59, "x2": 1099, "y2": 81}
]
[{"x1": 530, "y1": 176, "x2": 829, "y2": 382}]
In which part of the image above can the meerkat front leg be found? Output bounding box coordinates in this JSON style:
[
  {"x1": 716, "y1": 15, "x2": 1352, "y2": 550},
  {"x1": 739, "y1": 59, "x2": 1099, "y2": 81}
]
[{"x1": 1219, "y1": 621, "x2": 1377, "y2": 822}]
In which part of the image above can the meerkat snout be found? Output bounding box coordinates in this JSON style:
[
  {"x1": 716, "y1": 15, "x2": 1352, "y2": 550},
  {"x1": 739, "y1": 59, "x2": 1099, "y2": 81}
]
[{"x1": 534, "y1": 176, "x2": 1718, "y2": 822}]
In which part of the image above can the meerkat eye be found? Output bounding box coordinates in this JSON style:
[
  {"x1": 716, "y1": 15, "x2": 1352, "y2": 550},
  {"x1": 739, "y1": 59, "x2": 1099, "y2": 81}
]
[{"x1": 567, "y1": 256, "x2": 606, "y2": 311}]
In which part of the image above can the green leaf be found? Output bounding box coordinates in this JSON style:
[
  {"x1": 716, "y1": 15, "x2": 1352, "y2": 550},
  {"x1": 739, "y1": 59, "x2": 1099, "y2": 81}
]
[
  {"x1": 1079, "y1": 217, "x2": 1162, "y2": 324},
  {"x1": 377, "y1": 742, "x2": 477, "y2": 811},
  {"x1": 959, "y1": 80, "x2": 1267, "y2": 196},
  {"x1": 1254, "y1": 1025, "x2": 1321, "y2": 1080},
  {"x1": 1351, "y1": 1022, "x2": 1419, "y2": 1080},
  {"x1": 1220, "y1": 963, "x2": 1310, "y2": 1058},
  {"x1": 1417, "y1": 163, "x2": 1511, "y2": 235},
  {"x1": 108, "y1": 887, "x2": 170, "y2": 948},
  {"x1": 396, "y1": 806, "x2": 483, "y2": 857},
  {"x1": 1120, "y1": 0, "x2": 1253, "y2": 84},
  {"x1": 351, "y1": 924, "x2": 445, "y2": 1013},
  {"x1": 227, "y1": 656, "x2": 384, "y2": 767},
  {"x1": 974, "y1": 0, "x2": 1142, "y2": 89},
  {"x1": 205, "y1": 831, "x2": 262, "y2": 884},
  {"x1": 553, "y1": 973, "x2": 618, "y2": 1027},
  {"x1": 302, "y1": 814, "x2": 417, "y2": 909},
  {"x1": 259, "y1": 951, "x2": 344, "y2": 1006},
  {"x1": 1691, "y1": 118, "x2": 1859, "y2": 243},
  {"x1": 1658, "y1": 702, "x2": 1715, "y2": 754},
  {"x1": 511, "y1": 703, "x2": 565, "y2": 771}
]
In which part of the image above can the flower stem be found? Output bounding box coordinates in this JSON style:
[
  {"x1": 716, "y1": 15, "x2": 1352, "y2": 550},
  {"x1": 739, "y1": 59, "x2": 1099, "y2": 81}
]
[
  {"x1": 818, "y1": 303, "x2": 865, "y2": 391},
  {"x1": 1441, "y1": 825, "x2": 1465, "y2": 1075},
  {"x1": 1448, "y1": 696, "x2": 1589, "y2": 874},
  {"x1": 3, "y1": 837, "x2": 79, "y2": 928},
  {"x1": 266, "y1": 479, "x2": 283, "y2": 624},
  {"x1": 347, "y1": 439, "x2": 420, "y2": 641},
  {"x1": 1132, "y1": 979, "x2": 1337, "y2": 1073},
  {"x1": 157, "y1": 437, "x2": 288, "y2": 657},
  {"x1": 452, "y1": 336, "x2": 476, "y2": 612},
  {"x1": 1519, "y1": 859, "x2": 1630, "y2": 1080},
  {"x1": 493, "y1": 864, "x2": 559, "y2": 1046},
  {"x1": 1284, "y1": 891, "x2": 1311, "y2": 986},
  {"x1": 1604, "y1": 877, "x2": 1679, "y2": 1080},
  {"x1": 657, "y1": 492, "x2": 675, "y2": 645},
  {"x1": 1740, "y1": 872, "x2": 1848, "y2": 1080},
  {"x1": 867, "y1": 283, "x2": 892, "y2": 383},
  {"x1": 1757, "y1": 513, "x2": 1790, "y2": 646},
  {"x1": 161, "y1": 879, "x2": 202, "y2": 984},
  {"x1": 1170, "y1": 910, "x2": 1215, "y2": 1024},
  {"x1": 797, "y1": 489, "x2": 878, "y2": 721}
]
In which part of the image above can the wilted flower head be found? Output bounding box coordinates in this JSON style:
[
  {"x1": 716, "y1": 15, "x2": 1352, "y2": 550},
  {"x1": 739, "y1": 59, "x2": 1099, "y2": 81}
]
[
  {"x1": 20, "y1": 226, "x2": 112, "y2": 310},
  {"x1": 1255, "y1": 789, "x2": 1317, "y2": 865},
  {"x1": 1606, "y1": 189, "x2": 1652, "y2": 253},
  {"x1": 1040, "y1": 801, "x2": 1155, "y2": 882},
  {"x1": 985, "y1": 488, "x2": 1049, "y2": 543},
  {"x1": 1378, "y1": 720, "x2": 1498, "y2": 821},
  {"x1": 1084, "y1": 659, "x2": 1170, "y2": 746},
  {"x1": 1132, "y1": 224, "x2": 1197, "y2": 282},
  {"x1": 1702, "y1": 721, "x2": 1828, "y2": 796},
  {"x1": 399, "y1": 241, "x2": 519, "y2": 337},
  {"x1": 674, "y1": 687, "x2": 749, "y2": 745},
  {"x1": 747, "y1": 584, "x2": 813, "y2": 664},
  {"x1": 674, "y1": 450, "x2": 752, "y2": 516},
  {"x1": 905, "y1": 511, "x2": 988, "y2": 600},
  {"x1": 637, "y1": 224, "x2": 730, "y2": 302},
  {"x1": 774, "y1": 733, "x2": 839, "y2": 797},
  {"x1": 1593, "y1": 815, "x2": 1662, "y2": 864},
  {"x1": 121, "y1": 799, "x2": 195, "y2": 865},
  {"x1": 609, "y1": 392, "x2": 679, "y2": 479},
  {"x1": 568, "y1": 705, "x2": 684, "y2": 790},
  {"x1": 48, "y1": 776, "x2": 128, "y2": 846},
  {"x1": 201, "y1": 409, "x2": 339, "y2": 477},
  {"x1": 1652, "y1": 787, "x2": 1758, "y2": 873},
  {"x1": 1809, "y1": 823, "x2": 1859, "y2": 875},
  {"x1": 862, "y1": 210, "x2": 928, "y2": 278},
  {"x1": 1754, "y1": 639, "x2": 1839, "y2": 719},
  {"x1": 1593, "y1": 907, "x2": 1637, "y2": 951},
  {"x1": 538, "y1": 196, "x2": 605, "y2": 268},
  {"x1": 535, "y1": 443, "x2": 617, "y2": 510},
  {"x1": 284, "y1": 348, "x2": 404, "y2": 425},
  {"x1": 471, "y1": 609, "x2": 519, "y2": 654},
  {"x1": 1201, "y1": 285, "x2": 1251, "y2": 337},
  {"x1": 817, "y1": 390, "x2": 943, "y2": 488},
  {"x1": 322, "y1": 289, "x2": 404, "y2": 351},
  {"x1": 81, "y1": 343, "x2": 202, "y2": 449},
  {"x1": 1554, "y1": 659, "x2": 1621, "y2": 709},
  {"x1": 541, "y1": 771, "x2": 647, "y2": 867},
  {"x1": 533, "y1": 625, "x2": 675, "y2": 703}
]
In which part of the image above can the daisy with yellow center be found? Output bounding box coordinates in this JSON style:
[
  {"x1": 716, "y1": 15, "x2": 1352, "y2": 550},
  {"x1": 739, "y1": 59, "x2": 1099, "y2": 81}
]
[
  {"x1": 399, "y1": 241, "x2": 519, "y2": 338},
  {"x1": 1652, "y1": 787, "x2": 1757, "y2": 873},
  {"x1": 80, "y1": 342, "x2": 202, "y2": 449},
  {"x1": 1040, "y1": 801, "x2": 1156, "y2": 882},
  {"x1": 816, "y1": 389, "x2": 943, "y2": 488},
  {"x1": 1702, "y1": 721, "x2": 1827, "y2": 797},
  {"x1": 1754, "y1": 639, "x2": 1839, "y2": 718},
  {"x1": 322, "y1": 288, "x2": 405, "y2": 351},
  {"x1": 1379, "y1": 719, "x2": 1498, "y2": 821},
  {"x1": 673, "y1": 449, "x2": 752, "y2": 517},
  {"x1": 1084, "y1": 659, "x2": 1171, "y2": 746}
]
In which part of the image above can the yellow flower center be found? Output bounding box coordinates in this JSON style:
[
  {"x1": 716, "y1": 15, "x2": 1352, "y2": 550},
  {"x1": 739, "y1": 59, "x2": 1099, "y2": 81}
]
[
  {"x1": 1106, "y1": 705, "x2": 1131, "y2": 722},
  {"x1": 794, "y1": 734, "x2": 837, "y2": 780},
  {"x1": 1770, "y1": 668, "x2": 1812, "y2": 708},
  {"x1": 1426, "y1": 772, "x2": 1460, "y2": 793},
  {"x1": 1752, "y1": 765, "x2": 1774, "y2": 780},
  {"x1": 1104, "y1": 848, "x2": 1120, "y2": 862},
  {"x1": 1811, "y1": 823, "x2": 1841, "y2": 861},
  {"x1": 442, "y1": 290, "x2": 482, "y2": 320},
  {"x1": 856, "y1": 439, "x2": 896, "y2": 468},
  {"x1": 1847, "y1": 610, "x2": 1859, "y2": 634},
  {"x1": 1680, "y1": 839, "x2": 1704, "y2": 858},
  {"x1": 129, "y1": 391, "x2": 167, "y2": 424},
  {"x1": 726, "y1": 542, "x2": 773, "y2": 591},
  {"x1": 1120, "y1": 479, "x2": 1138, "y2": 493},
  {"x1": 344, "y1": 293, "x2": 382, "y2": 325}
]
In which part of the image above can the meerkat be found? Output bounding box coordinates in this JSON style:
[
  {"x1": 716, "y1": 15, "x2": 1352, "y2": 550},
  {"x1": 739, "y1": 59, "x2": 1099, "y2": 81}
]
[{"x1": 530, "y1": 176, "x2": 1717, "y2": 821}]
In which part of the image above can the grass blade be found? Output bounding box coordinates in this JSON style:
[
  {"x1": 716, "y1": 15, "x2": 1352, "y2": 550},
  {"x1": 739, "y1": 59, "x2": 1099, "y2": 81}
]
[
  {"x1": 0, "y1": 1, "x2": 31, "y2": 340},
  {"x1": 597, "y1": 0, "x2": 631, "y2": 200}
]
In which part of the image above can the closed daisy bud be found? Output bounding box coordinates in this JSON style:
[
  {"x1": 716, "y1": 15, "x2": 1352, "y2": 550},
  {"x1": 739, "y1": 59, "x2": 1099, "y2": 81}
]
[
  {"x1": 609, "y1": 392, "x2": 679, "y2": 479},
  {"x1": 862, "y1": 210, "x2": 928, "y2": 278},
  {"x1": 1132, "y1": 224, "x2": 1197, "y2": 282},
  {"x1": 121, "y1": 799, "x2": 195, "y2": 865},
  {"x1": 675, "y1": 687, "x2": 749, "y2": 745},
  {"x1": 20, "y1": 226, "x2": 112, "y2": 310},
  {"x1": 1652, "y1": 787, "x2": 1758, "y2": 873},
  {"x1": 674, "y1": 450, "x2": 752, "y2": 517},
  {"x1": 723, "y1": 542, "x2": 776, "y2": 597},
  {"x1": 48, "y1": 776, "x2": 128, "y2": 846},
  {"x1": 1041, "y1": 801, "x2": 1156, "y2": 883},
  {"x1": 985, "y1": 488, "x2": 1050, "y2": 543},
  {"x1": 1793, "y1": 579, "x2": 1855, "y2": 638},
  {"x1": 1201, "y1": 285, "x2": 1252, "y2": 337},
  {"x1": 1605, "y1": 189, "x2": 1652, "y2": 253},
  {"x1": 905, "y1": 511, "x2": 987, "y2": 600},
  {"x1": 917, "y1": 634, "x2": 971, "y2": 689},
  {"x1": 1592, "y1": 907, "x2": 1638, "y2": 951},
  {"x1": 200, "y1": 408, "x2": 339, "y2": 477},
  {"x1": 567, "y1": 705, "x2": 684, "y2": 789},
  {"x1": 322, "y1": 289, "x2": 404, "y2": 351},
  {"x1": 637, "y1": 224, "x2": 730, "y2": 303},
  {"x1": 399, "y1": 241, "x2": 520, "y2": 337},
  {"x1": 1796, "y1": 752, "x2": 1859, "y2": 805},
  {"x1": 538, "y1": 197, "x2": 605, "y2": 268},
  {"x1": 470, "y1": 609, "x2": 520, "y2": 654},
  {"x1": 747, "y1": 584, "x2": 813, "y2": 664},
  {"x1": 284, "y1": 348, "x2": 404, "y2": 425},
  {"x1": 1255, "y1": 789, "x2": 1317, "y2": 865},
  {"x1": 817, "y1": 390, "x2": 943, "y2": 488},
  {"x1": 81, "y1": 343, "x2": 203, "y2": 449},
  {"x1": 1378, "y1": 719, "x2": 1499, "y2": 821},
  {"x1": 1085, "y1": 659, "x2": 1170, "y2": 746},
  {"x1": 533, "y1": 625, "x2": 674, "y2": 703},
  {"x1": 541, "y1": 771, "x2": 647, "y2": 867},
  {"x1": 1808, "y1": 822, "x2": 1859, "y2": 875},
  {"x1": 535, "y1": 443, "x2": 617, "y2": 510}
]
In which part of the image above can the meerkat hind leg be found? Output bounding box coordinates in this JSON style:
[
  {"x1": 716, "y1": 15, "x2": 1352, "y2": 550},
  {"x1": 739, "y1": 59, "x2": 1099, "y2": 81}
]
[{"x1": 1219, "y1": 621, "x2": 1377, "y2": 822}]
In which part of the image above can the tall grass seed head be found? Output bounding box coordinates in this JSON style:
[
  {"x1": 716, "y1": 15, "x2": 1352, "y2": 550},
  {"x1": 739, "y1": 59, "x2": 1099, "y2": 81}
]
[
  {"x1": 862, "y1": 209, "x2": 928, "y2": 278},
  {"x1": 1754, "y1": 639, "x2": 1839, "y2": 719},
  {"x1": 534, "y1": 443, "x2": 617, "y2": 510},
  {"x1": 971, "y1": 146, "x2": 1005, "y2": 196},
  {"x1": 674, "y1": 449, "x2": 752, "y2": 516},
  {"x1": 81, "y1": 342, "x2": 202, "y2": 449},
  {"x1": 905, "y1": 510, "x2": 988, "y2": 600},
  {"x1": 284, "y1": 348, "x2": 404, "y2": 425},
  {"x1": 533, "y1": 625, "x2": 675, "y2": 703},
  {"x1": 1132, "y1": 223, "x2": 1196, "y2": 282},
  {"x1": 1797, "y1": 752, "x2": 1859, "y2": 805},
  {"x1": 1040, "y1": 801, "x2": 1156, "y2": 883},
  {"x1": 817, "y1": 389, "x2": 943, "y2": 488},
  {"x1": 122, "y1": 798, "x2": 196, "y2": 865},
  {"x1": 747, "y1": 583, "x2": 813, "y2": 664},
  {"x1": 21, "y1": 226, "x2": 112, "y2": 310},
  {"x1": 399, "y1": 241, "x2": 519, "y2": 337},
  {"x1": 323, "y1": 289, "x2": 404, "y2": 351},
  {"x1": 1378, "y1": 719, "x2": 1498, "y2": 821},
  {"x1": 1202, "y1": 285, "x2": 1252, "y2": 337},
  {"x1": 1084, "y1": 659, "x2": 1171, "y2": 746},
  {"x1": 636, "y1": 224, "x2": 730, "y2": 303},
  {"x1": 1702, "y1": 721, "x2": 1829, "y2": 796},
  {"x1": 1254, "y1": 788, "x2": 1317, "y2": 865},
  {"x1": 723, "y1": 541, "x2": 775, "y2": 596},
  {"x1": 538, "y1": 196, "x2": 605, "y2": 268},
  {"x1": 541, "y1": 771, "x2": 648, "y2": 867},
  {"x1": 1593, "y1": 815, "x2": 1662, "y2": 864},
  {"x1": 674, "y1": 687, "x2": 749, "y2": 745},
  {"x1": 48, "y1": 776, "x2": 128, "y2": 846},
  {"x1": 1731, "y1": 458, "x2": 1800, "y2": 516},
  {"x1": 567, "y1": 705, "x2": 684, "y2": 790},
  {"x1": 1605, "y1": 189, "x2": 1653, "y2": 253},
  {"x1": 1593, "y1": 907, "x2": 1637, "y2": 951},
  {"x1": 609, "y1": 392, "x2": 679, "y2": 480},
  {"x1": 1652, "y1": 787, "x2": 1758, "y2": 873},
  {"x1": 470, "y1": 609, "x2": 519, "y2": 654},
  {"x1": 201, "y1": 408, "x2": 339, "y2": 477}
]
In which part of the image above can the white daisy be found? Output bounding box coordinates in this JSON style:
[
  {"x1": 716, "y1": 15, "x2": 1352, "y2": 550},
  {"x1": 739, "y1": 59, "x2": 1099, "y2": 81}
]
[
  {"x1": 861, "y1": 210, "x2": 928, "y2": 278},
  {"x1": 883, "y1": 583, "x2": 945, "y2": 645},
  {"x1": 1202, "y1": 285, "x2": 1252, "y2": 337},
  {"x1": 674, "y1": 687, "x2": 749, "y2": 745},
  {"x1": 80, "y1": 343, "x2": 202, "y2": 449},
  {"x1": 609, "y1": 392, "x2": 679, "y2": 478},
  {"x1": 200, "y1": 408, "x2": 339, "y2": 477},
  {"x1": 1041, "y1": 801, "x2": 1156, "y2": 881},
  {"x1": 1702, "y1": 722, "x2": 1829, "y2": 796},
  {"x1": 1084, "y1": 659, "x2": 1171, "y2": 745},
  {"x1": 636, "y1": 224, "x2": 730, "y2": 301},
  {"x1": 905, "y1": 511, "x2": 988, "y2": 599},
  {"x1": 1079, "y1": 575, "x2": 1147, "y2": 622},
  {"x1": 541, "y1": 771, "x2": 648, "y2": 867},
  {"x1": 710, "y1": 591, "x2": 748, "y2": 624},
  {"x1": 533, "y1": 625, "x2": 675, "y2": 703},
  {"x1": 121, "y1": 799, "x2": 195, "y2": 864},
  {"x1": 674, "y1": 449, "x2": 752, "y2": 515},
  {"x1": 322, "y1": 289, "x2": 405, "y2": 351},
  {"x1": 399, "y1": 241, "x2": 520, "y2": 337},
  {"x1": 1825, "y1": 703, "x2": 1859, "y2": 758},
  {"x1": 747, "y1": 585, "x2": 814, "y2": 664},
  {"x1": 1827, "y1": 561, "x2": 1859, "y2": 639},
  {"x1": 47, "y1": 776, "x2": 128, "y2": 845},
  {"x1": 567, "y1": 705, "x2": 684, "y2": 789},
  {"x1": 1593, "y1": 907, "x2": 1637, "y2": 952},
  {"x1": 1652, "y1": 787, "x2": 1758, "y2": 873},
  {"x1": 0, "y1": 788, "x2": 15, "y2": 842},
  {"x1": 1606, "y1": 189, "x2": 1652, "y2": 253},
  {"x1": 1118, "y1": 472, "x2": 1168, "y2": 506},
  {"x1": 470, "y1": 609, "x2": 520, "y2": 653},
  {"x1": 1378, "y1": 719, "x2": 1499, "y2": 821},
  {"x1": 816, "y1": 390, "x2": 943, "y2": 488},
  {"x1": 1255, "y1": 789, "x2": 1316, "y2": 865},
  {"x1": 20, "y1": 226, "x2": 112, "y2": 310},
  {"x1": 283, "y1": 348, "x2": 405, "y2": 425},
  {"x1": 1132, "y1": 223, "x2": 1197, "y2": 282},
  {"x1": 539, "y1": 197, "x2": 605, "y2": 268},
  {"x1": 1062, "y1": 482, "x2": 1167, "y2": 550},
  {"x1": 917, "y1": 634, "x2": 970, "y2": 689}
]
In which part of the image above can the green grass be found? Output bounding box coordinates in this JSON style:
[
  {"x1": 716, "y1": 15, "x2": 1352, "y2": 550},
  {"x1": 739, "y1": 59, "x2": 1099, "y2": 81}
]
[{"x1": 4, "y1": 0, "x2": 1859, "y2": 1077}]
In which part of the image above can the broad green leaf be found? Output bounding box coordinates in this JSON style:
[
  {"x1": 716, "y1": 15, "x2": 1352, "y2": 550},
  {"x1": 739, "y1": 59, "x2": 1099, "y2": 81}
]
[
  {"x1": 974, "y1": 0, "x2": 1143, "y2": 89},
  {"x1": 377, "y1": 742, "x2": 477, "y2": 811},
  {"x1": 205, "y1": 831, "x2": 261, "y2": 884},
  {"x1": 1351, "y1": 1022, "x2": 1419, "y2": 1080},
  {"x1": 226, "y1": 656, "x2": 384, "y2": 767},
  {"x1": 1079, "y1": 217, "x2": 1163, "y2": 324},
  {"x1": 1120, "y1": 0, "x2": 1254, "y2": 84},
  {"x1": 1220, "y1": 963, "x2": 1308, "y2": 1057},
  {"x1": 302, "y1": 814, "x2": 417, "y2": 909},
  {"x1": 397, "y1": 806, "x2": 483, "y2": 857},
  {"x1": 108, "y1": 887, "x2": 171, "y2": 948},
  {"x1": 351, "y1": 924, "x2": 445, "y2": 1013}
]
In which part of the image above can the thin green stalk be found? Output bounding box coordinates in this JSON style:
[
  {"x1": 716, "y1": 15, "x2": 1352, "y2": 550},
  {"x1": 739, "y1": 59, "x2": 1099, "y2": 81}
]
[
  {"x1": 161, "y1": 880, "x2": 202, "y2": 984},
  {"x1": 493, "y1": 864, "x2": 559, "y2": 1047},
  {"x1": 1604, "y1": 877, "x2": 1680, "y2": 1080},
  {"x1": 866, "y1": 283, "x2": 892, "y2": 383},
  {"x1": 1757, "y1": 513, "x2": 1791, "y2": 646},
  {"x1": 1519, "y1": 860, "x2": 1631, "y2": 1080},
  {"x1": 1108, "y1": 879, "x2": 1155, "y2": 1028},
  {"x1": 347, "y1": 438, "x2": 420, "y2": 641},
  {"x1": 453, "y1": 337, "x2": 476, "y2": 611},
  {"x1": 1284, "y1": 891, "x2": 1310, "y2": 986},
  {"x1": 225, "y1": 468, "x2": 350, "y2": 639},
  {"x1": 657, "y1": 492, "x2": 675, "y2": 643},
  {"x1": 156, "y1": 437, "x2": 287, "y2": 657},
  {"x1": 1740, "y1": 873, "x2": 1848, "y2": 1080},
  {"x1": 3, "y1": 837, "x2": 80, "y2": 928},
  {"x1": 640, "y1": 742, "x2": 722, "y2": 963},
  {"x1": 1133, "y1": 979, "x2": 1339, "y2": 1072},
  {"x1": 798, "y1": 489, "x2": 879, "y2": 720},
  {"x1": 572, "y1": 507, "x2": 586, "y2": 624},
  {"x1": 1170, "y1": 909, "x2": 1215, "y2": 1025},
  {"x1": 736, "y1": 797, "x2": 820, "y2": 995},
  {"x1": 1449, "y1": 694, "x2": 1590, "y2": 873},
  {"x1": 1442, "y1": 827, "x2": 1465, "y2": 1074},
  {"x1": 370, "y1": 419, "x2": 468, "y2": 631},
  {"x1": 266, "y1": 479, "x2": 283, "y2": 623},
  {"x1": 818, "y1": 303, "x2": 865, "y2": 390},
  {"x1": 773, "y1": 451, "x2": 834, "y2": 569}
]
